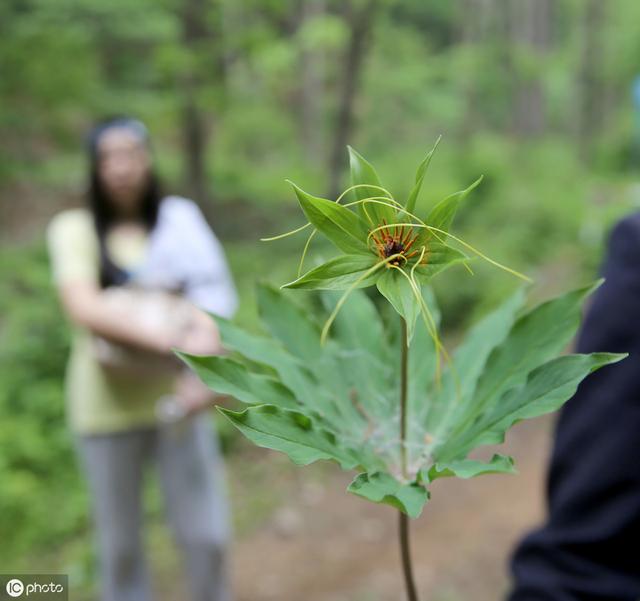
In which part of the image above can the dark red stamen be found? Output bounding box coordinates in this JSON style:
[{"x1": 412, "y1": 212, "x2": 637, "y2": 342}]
[{"x1": 370, "y1": 222, "x2": 428, "y2": 268}]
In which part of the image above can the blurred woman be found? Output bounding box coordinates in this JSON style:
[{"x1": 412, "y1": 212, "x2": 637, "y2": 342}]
[{"x1": 46, "y1": 115, "x2": 237, "y2": 601}]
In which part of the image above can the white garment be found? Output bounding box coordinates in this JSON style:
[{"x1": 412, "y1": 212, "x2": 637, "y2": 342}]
[{"x1": 133, "y1": 195, "x2": 238, "y2": 319}]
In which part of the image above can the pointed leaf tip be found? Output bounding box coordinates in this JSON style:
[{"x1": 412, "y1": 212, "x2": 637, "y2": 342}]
[
  {"x1": 347, "y1": 146, "x2": 396, "y2": 225},
  {"x1": 425, "y1": 175, "x2": 484, "y2": 237},
  {"x1": 406, "y1": 137, "x2": 443, "y2": 213}
]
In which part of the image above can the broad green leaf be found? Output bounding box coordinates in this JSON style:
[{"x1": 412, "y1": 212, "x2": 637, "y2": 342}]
[
  {"x1": 473, "y1": 281, "x2": 597, "y2": 387},
  {"x1": 289, "y1": 181, "x2": 370, "y2": 254},
  {"x1": 256, "y1": 284, "x2": 370, "y2": 427},
  {"x1": 321, "y1": 289, "x2": 394, "y2": 418},
  {"x1": 433, "y1": 279, "x2": 605, "y2": 453},
  {"x1": 257, "y1": 284, "x2": 370, "y2": 430},
  {"x1": 213, "y1": 317, "x2": 317, "y2": 409},
  {"x1": 256, "y1": 283, "x2": 322, "y2": 361},
  {"x1": 282, "y1": 254, "x2": 379, "y2": 290},
  {"x1": 422, "y1": 285, "x2": 528, "y2": 432},
  {"x1": 176, "y1": 353, "x2": 299, "y2": 410},
  {"x1": 348, "y1": 472, "x2": 429, "y2": 518},
  {"x1": 348, "y1": 146, "x2": 396, "y2": 226},
  {"x1": 321, "y1": 289, "x2": 385, "y2": 360},
  {"x1": 216, "y1": 297, "x2": 379, "y2": 442},
  {"x1": 440, "y1": 352, "x2": 626, "y2": 460},
  {"x1": 487, "y1": 352, "x2": 626, "y2": 426},
  {"x1": 318, "y1": 294, "x2": 403, "y2": 431},
  {"x1": 406, "y1": 286, "x2": 440, "y2": 448},
  {"x1": 425, "y1": 454, "x2": 516, "y2": 483},
  {"x1": 444, "y1": 285, "x2": 528, "y2": 404},
  {"x1": 406, "y1": 136, "x2": 441, "y2": 214},
  {"x1": 376, "y1": 269, "x2": 420, "y2": 342},
  {"x1": 218, "y1": 404, "x2": 384, "y2": 471}
]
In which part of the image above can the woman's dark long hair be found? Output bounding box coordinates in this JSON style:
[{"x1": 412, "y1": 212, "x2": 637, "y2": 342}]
[{"x1": 85, "y1": 115, "x2": 163, "y2": 288}]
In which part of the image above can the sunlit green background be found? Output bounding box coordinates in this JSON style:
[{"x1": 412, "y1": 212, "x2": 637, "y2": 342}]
[{"x1": 2, "y1": 1, "x2": 640, "y2": 599}]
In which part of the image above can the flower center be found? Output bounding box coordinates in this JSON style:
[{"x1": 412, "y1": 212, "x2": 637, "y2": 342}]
[
  {"x1": 383, "y1": 239, "x2": 407, "y2": 264},
  {"x1": 371, "y1": 221, "x2": 425, "y2": 267}
]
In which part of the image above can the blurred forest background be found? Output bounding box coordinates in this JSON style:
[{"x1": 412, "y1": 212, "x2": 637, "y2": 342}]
[{"x1": 2, "y1": 1, "x2": 640, "y2": 599}]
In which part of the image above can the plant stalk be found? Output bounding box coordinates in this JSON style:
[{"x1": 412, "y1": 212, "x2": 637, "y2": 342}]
[
  {"x1": 399, "y1": 317, "x2": 420, "y2": 601},
  {"x1": 399, "y1": 511, "x2": 419, "y2": 601},
  {"x1": 400, "y1": 318, "x2": 408, "y2": 475}
]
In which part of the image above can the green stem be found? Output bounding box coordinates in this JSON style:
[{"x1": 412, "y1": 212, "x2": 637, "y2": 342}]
[
  {"x1": 399, "y1": 511, "x2": 419, "y2": 601},
  {"x1": 400, "y1": 318, "x2": 408, "y2": 475},
  {"x1": 399, "y1": 317, "x2": 420, "y2": 601}
]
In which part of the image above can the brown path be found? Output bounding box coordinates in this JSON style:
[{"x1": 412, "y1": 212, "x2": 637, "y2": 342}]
[{"x1": 228, "y1": 417, "x2": 553, "y2": 601}]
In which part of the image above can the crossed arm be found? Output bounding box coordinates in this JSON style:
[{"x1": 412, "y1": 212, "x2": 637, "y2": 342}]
[{"x1": 56, "y1": 279, "x2": 223, "y2": 356}]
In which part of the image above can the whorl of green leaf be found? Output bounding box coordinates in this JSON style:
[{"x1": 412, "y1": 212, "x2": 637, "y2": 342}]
[
  {"x1": 178, "y1": 280, "x2": 626, "y2": 518},
  {"x1": 267, "y1": 143, "x2": 533, "y2": 351}
]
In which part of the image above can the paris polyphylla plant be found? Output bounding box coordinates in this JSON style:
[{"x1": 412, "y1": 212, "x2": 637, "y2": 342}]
[{"x1": 177, "y1": 139, "x2": 626, "y2": 601}]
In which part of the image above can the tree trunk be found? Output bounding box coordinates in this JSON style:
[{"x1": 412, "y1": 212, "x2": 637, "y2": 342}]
[
  {"x1": 458, "y1": 0, "x2": 496, "y2": 136},
  {"x1": 327, "y1": 0, "x2": 378, "y2": 199},
  {"x1": 509, "y1": 0, "x2": 553, "y2": 137},
  {"x1": 299, "y1": 0, "x2": 326, "y2": 163},
  {"x1": 181, "y1": 72, "x2": 209, "y2": 204},
  {"x1": 180, "y1": 0, "x2": 212, "y2": 204},
  {"x1": 577, "y1": 0, "x2": 605, "y2": 161}
]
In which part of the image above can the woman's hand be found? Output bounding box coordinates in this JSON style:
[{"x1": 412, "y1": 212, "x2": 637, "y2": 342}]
[
  {"x1": 58, "y1": 280, "x2": 180, "y2": 355},
  {"x1": 59, "y1": 281, "x2": 224, "y2": 360},
  {"x1": 171, "y1": 306, "x2": 224, "y2": 356},
  {"x1": 174, "y1": 370, "x2": 216, "y2": 415}
]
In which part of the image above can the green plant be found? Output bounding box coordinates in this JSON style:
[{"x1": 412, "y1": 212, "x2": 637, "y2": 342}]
[
  {"x1": 0, "y1": 243, "x2": 91, "y2": 570},
  {"x1": 178, "y1": 143, "x2": 625, "y2": 601}
]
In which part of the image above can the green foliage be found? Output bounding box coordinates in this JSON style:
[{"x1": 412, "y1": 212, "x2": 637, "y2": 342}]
[
  {"x1": 179, "y1": 149, "x2": 625, "y2": 519},
  {"x1": 180, "y1": 281, "x2": 622, "y2": 518},
  {"x1": 0, "y1": 244, "x2": 86, "y2": 562}
]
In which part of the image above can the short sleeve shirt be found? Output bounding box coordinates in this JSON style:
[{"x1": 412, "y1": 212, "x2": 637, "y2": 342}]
[{"x1": 46, "y1": 208, "x2": 177, "y2": 434}]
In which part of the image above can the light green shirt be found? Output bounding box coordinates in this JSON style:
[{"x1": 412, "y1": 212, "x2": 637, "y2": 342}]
[{"x1": 46, "y1": 208, "x2": 176, "y2": 434}]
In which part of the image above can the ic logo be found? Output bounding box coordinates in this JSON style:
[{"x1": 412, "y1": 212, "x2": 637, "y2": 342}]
[{"x1": 6, "y1": 579, "x2": 24, "y2": 597}]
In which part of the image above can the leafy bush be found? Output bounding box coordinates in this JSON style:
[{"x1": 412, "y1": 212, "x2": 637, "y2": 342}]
[{"x1": 0, "y1": 243, "x2": 86, "y2": 563}]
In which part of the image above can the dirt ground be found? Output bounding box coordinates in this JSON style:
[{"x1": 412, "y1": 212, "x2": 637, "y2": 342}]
[{"x1": 217, "y1": 415, "x2": 554, "y2": 601}]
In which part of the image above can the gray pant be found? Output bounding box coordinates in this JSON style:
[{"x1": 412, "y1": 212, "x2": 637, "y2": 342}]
[{"x1": 74, "y1": 412, "x2": 232, "y2": 601}]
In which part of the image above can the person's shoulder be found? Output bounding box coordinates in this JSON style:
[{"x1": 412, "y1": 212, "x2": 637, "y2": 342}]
[
  {"x1": 609, "y1": 211, "x2": 640, "y2": 242},
  {"x1": 605, "y1": 211, "x2": 640, "y2": 264},
  {"x1": 159, "y1": 194, "x2": 204, "y2": 220},
  {"x1": 158, "y1": 195, "x2": 210, "y2": 230},
  {"x1": 46, "y1": 207, "x2": 94, "y2": 240},
  {"x1": 160, "y1": 194, "x2": 200, "y2": 214}
]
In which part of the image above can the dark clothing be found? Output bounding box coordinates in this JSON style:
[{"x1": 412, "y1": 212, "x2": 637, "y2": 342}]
[{"x1": 507, "y1": 213, "x2": 640, "y2": 601}]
